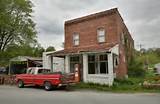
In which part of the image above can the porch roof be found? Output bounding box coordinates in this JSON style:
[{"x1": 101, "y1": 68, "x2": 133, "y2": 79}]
[{"x1": 47, "y1": 43, "x2": 118, "y2": 57}]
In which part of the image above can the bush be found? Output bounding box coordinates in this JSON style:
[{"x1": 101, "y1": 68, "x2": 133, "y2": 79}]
[
  {"x1": 128, "y1": 58, "x2": 145, "y2": 77},
  {"x1": 145, "y1": 69, "x2": 155, "y2": 78},
  {"x1": 113, "y1": 78, "x2": 134, "y2": 86}
]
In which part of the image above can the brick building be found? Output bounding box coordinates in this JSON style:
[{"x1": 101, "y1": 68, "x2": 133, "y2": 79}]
[{"x1": 48, "y1": 8, "x2": 134, "y2": 85}]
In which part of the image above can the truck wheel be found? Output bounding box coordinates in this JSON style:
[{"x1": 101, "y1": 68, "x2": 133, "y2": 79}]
[
  {"x1": 44, "y1": 82, "x2": 52, "y2": 91},
  {"x1": 17, "y1": 80, "x2": 24, "y2": 88}
]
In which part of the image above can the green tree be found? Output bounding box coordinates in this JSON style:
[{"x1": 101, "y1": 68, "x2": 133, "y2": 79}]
[
  {"x1": 33, "y1": 45, "x2": 45, "y2": 57},
  {"x1": 0, "y1": 43, "x2": 45, "y2": 66},
  {"x1": 46, "y1": 46, "x2": 56, "y2": 52},
  {"x1": 0, "y1": 0, "x2": 36, "y2": 51}
]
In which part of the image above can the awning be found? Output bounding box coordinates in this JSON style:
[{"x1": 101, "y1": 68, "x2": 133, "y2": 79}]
[{"x1": 47, "y1": 43, "x2": 118, "y2": 57}]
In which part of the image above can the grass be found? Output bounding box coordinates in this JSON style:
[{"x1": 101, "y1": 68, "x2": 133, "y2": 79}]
[{"x1": 70, "y1": 77, "x2": 160, "y2": 93}]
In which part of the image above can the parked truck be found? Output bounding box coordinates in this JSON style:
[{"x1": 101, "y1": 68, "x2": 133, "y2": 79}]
[{"x1": 16, "y1": 67, "x2": 75, "y2": 91}]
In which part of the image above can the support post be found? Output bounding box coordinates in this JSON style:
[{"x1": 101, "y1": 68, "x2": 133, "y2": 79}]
[
  {"x1": 83, "y1": 54, "x2": 88, "y2": 82},
  {"x1": 108, "y1": 53, "x2": 114, "y2": 86},
  {"x1": 65, "y1": 55, "x2": 70, "y2": 73}
]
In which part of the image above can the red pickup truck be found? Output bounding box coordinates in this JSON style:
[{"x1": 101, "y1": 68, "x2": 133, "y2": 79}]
[{"x1": 16, "y1": 67, "x2": 75, "y2": 91}]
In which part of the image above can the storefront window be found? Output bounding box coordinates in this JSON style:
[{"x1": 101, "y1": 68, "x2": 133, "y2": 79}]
[
  {"x1": 99, "y1": 54, "x2": 108, "y2": 74},
  {"x1": 88, "y1": 54, "x2": 108, "y2": 74},
  {"x1": 88, "y1": 55, "x2": 96, "y2": 74}
]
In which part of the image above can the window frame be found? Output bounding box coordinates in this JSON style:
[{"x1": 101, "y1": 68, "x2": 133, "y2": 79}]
[
  {"x1": 73, "y1": 33, "x2": 79, "y2": 46},
  {"x1": 113, "y1": 54, "x2": 119, "y2": 69},
  {"x1": 70, "y1": 56, "x2": 80, "y2": 73},
  {"x1": 97, "y1": 28, "x2": 106, "y2": 43},
  {"x1": 88, "y1": 54, "x2": 108, "y2": 74},
  {"x1": 99, "y1": 54, "x2": 108, "y2": 74},
  {"x1": 88, "y1": 55, "x2": 96, "y2": 74}
]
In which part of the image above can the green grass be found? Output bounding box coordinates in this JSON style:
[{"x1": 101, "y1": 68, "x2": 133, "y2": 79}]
[{"x1": 70, "y1": 78, "x2": 160, "y2": 93}]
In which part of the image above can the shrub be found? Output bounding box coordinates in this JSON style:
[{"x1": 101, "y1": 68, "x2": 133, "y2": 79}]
[
  {"x1": 128, "y1": 58, "x2": 145, "y2": 77},
  {"x1": 113, "y1": 78, "x2": 134, "y2": 86}
]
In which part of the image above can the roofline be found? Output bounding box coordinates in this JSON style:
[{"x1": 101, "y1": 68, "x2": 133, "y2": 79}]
[
  {"x1": 50, "y1": 50, "x2": 111, "y2": 57},
  {"x1": 47, "y1": 43, "x2": 119, "y2": 57},
  {"x1": 65, "y1": 8, "x2": 118, "y2": 25},
  {"x1": 114, "y1": 8, "x2": 134, "y2": 43},
  {"x1": 46, "y1": 50, "x2": 64, "y2": 56}
]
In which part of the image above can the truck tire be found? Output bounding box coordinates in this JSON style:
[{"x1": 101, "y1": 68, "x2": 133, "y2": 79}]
[
  {"x1": 44, "y1": 82, "x2": 52, "y2": 91},
  {"x1": 17, "y1": 80, "x2": 24, "y2": 88}
]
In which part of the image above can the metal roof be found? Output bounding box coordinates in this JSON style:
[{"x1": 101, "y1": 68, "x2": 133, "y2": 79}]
[{"x1": 10, "y1": 56, "x2": 42, "y2": 62}]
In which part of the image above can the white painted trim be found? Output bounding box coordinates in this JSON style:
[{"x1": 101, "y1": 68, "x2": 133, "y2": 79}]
[
  {"x1": 83, "y1": 54, "x2": 88, "y2": 82},
  {"x1": 109, "y1": 44, "x2": 119, "y2": 55},
  {"x1": 65, "y1": 55, "x2": 70, "y2": 73},
  {"x1": 82, "y1": 53, "x2": 114, "y2": 86}
]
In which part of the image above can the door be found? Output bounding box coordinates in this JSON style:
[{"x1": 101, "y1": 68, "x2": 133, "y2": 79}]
[
  {"x1": 70, "y1": 55, "x2": 83, "y2": 81},
  {"x1": 24, "y1": 68, "x2": 34, "y2": 84}
]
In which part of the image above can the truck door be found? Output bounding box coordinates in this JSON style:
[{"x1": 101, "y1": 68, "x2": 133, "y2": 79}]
[
  {"x1": 34, "y1": 69, "x2": 44, "y2": 85},
  {"x1": 25, "y1": 68, "x2": 35, "y2": 84}
]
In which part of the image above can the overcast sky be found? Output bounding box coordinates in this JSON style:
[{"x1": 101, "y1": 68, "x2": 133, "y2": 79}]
[{"x1": 31, "y1": 0, "x2": 160, "y2": 50}]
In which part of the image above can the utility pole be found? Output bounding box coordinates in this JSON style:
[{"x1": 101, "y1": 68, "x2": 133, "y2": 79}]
[
  {"x1": 137, "y1": 44, "x2": 144, "y2": 56},
  {"x1": 137, "y1": 43, "x2": 149, "y2": 69},
  {"x1": 137, "y1": 44, "x2": 144, "y2": 51}
]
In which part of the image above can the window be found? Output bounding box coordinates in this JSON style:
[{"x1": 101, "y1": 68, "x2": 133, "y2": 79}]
[
  {"x1": 27, "y1": 68, "x2": 32, "y2": 74},
  {"x1": 73, "y1": 33, "x2": 79, "y2": 46},
  {"x1": 113, "y1": 54, "x2": 119, "y2": 69},
  {"x1": 30, "y1": 69, "x2": 35, "y2": 74},
  {"x1": 88, "y1": 54, "x2": 108, "y2": 74},
  {"x1": 38, "y1": 69, "x2": 43, "y2": 74},
  {"x1": 99, "y1": 54, "x2": 108, "y2": 74},
  {"x1": 97, "y1": 28, "x2": 105, "y2": 43},
  {"x1": 121, "y1": 32, "x2": 125, "y2": 44},
  {"x1": 88, "y1": 55, "x2": 96, "y2": 74}
]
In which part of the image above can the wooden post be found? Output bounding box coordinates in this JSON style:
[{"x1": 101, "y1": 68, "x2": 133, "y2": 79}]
[{"x1": 8, "y1": 61, "x2": 11, "y2": 75}]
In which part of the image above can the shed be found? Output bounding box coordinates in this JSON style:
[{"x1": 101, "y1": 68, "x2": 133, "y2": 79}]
[{"x1": 9, "y1": 56, "x2": 42, "y2": 74}]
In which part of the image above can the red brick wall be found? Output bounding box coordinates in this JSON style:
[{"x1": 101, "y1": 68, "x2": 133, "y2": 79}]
[
  {"x1": 64, "y1": 13, "x2": 118, "y2": 50},
  {"x1": 115, "y1": 11, "x2": 134, "y2": 78}
]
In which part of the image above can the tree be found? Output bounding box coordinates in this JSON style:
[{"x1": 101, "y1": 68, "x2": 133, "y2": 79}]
[
  {"x1": 46, "y1": 46, "x2": 56, "y2": 52},
  {"x1": 33, "y1": 45, "x2": 45, "y2": 57},
  {"x1": 154, "y1": 48, "x2": 160, "y2": 57},
  {"x1": 6, "y1": 43, "x2": 45, "y2": 57},
  {"x1": 0, "y1": 43, "x2": 45, "y2": 66},
  {"x1": 0, "y1": 0, "x2": 36, "y2": 51}
]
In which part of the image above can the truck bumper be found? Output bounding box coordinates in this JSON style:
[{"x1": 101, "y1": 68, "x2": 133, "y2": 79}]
[
  {"x1": 58, "y1": 83, "x2": 68, "y2": 87},
  {"x1": 58, "y1": 82, "x2": 75, "y2": 87}
]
